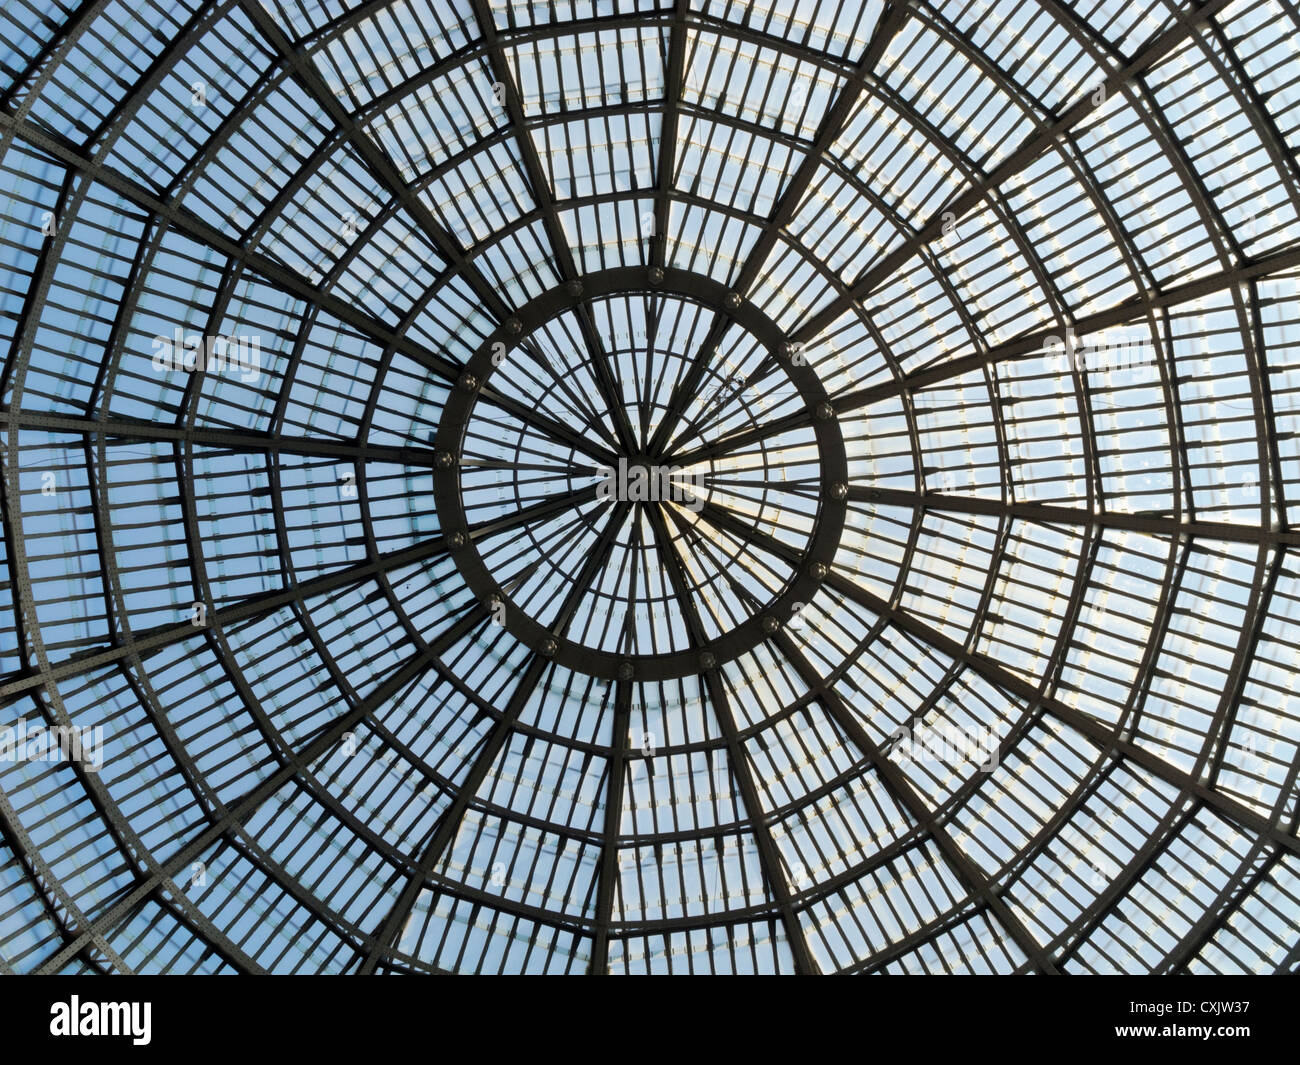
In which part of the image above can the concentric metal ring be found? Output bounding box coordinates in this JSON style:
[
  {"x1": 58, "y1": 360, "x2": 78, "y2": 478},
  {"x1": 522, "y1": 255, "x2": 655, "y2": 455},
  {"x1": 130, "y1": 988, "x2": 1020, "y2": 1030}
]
[{"x1": 431, "y1": 266, "x2": 848, "y2": 681}]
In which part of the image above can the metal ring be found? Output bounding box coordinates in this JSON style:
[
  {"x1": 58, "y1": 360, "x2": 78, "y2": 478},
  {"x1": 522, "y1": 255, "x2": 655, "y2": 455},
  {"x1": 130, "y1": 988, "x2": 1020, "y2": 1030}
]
[{"x1": 431, "y1": 266, "x2": 848, "y2": 681}]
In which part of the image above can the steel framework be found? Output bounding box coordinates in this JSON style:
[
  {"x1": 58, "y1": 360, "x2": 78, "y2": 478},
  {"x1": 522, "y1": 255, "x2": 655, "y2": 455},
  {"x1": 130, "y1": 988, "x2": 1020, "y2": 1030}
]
[{"x1": 0, "y1": 0, "x2": 1297, "y2": 974}]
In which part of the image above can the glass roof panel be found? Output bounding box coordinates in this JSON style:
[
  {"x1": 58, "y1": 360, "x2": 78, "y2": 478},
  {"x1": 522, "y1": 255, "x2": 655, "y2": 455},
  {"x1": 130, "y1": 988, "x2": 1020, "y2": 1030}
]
[{"x1": 0, "y1": 0, "x2": 1297, "y2": 977}]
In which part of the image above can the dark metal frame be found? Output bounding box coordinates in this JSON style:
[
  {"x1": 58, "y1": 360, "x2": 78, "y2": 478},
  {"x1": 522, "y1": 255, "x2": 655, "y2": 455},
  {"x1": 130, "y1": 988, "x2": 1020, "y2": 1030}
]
[
  {"x1": 431, "y1": 265, "x2": 848, "y2": 683},
  {"x1": 0, "y1": 0, "x2": 1295, "y2": 974}
]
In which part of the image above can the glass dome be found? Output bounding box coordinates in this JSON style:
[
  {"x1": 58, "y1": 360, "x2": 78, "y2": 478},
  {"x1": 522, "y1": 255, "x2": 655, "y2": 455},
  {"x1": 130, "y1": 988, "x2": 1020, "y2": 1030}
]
[{"x1": 0, "y1": 0, "x2": 1298, "y2": 974}]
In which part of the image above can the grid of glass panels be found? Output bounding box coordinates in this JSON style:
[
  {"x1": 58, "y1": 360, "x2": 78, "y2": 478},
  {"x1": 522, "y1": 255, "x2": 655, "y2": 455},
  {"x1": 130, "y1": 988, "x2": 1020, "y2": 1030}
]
[{"x1": 0, "y1": 0, "x2": 1297, "y2": 974}]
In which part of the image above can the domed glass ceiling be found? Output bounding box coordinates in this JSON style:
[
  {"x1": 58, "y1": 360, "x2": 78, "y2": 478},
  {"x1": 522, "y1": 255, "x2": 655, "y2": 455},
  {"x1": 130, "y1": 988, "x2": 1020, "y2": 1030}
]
[{"x1": 0, "y1": 0, "x2": 1299, "y2": 975}]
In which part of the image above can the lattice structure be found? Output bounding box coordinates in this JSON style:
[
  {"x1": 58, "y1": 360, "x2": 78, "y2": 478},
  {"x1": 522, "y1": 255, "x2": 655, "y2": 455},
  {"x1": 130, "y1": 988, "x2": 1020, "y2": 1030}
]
[{"x1": 0, "y1": 0, "x2": 1298, "y2": 974}]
